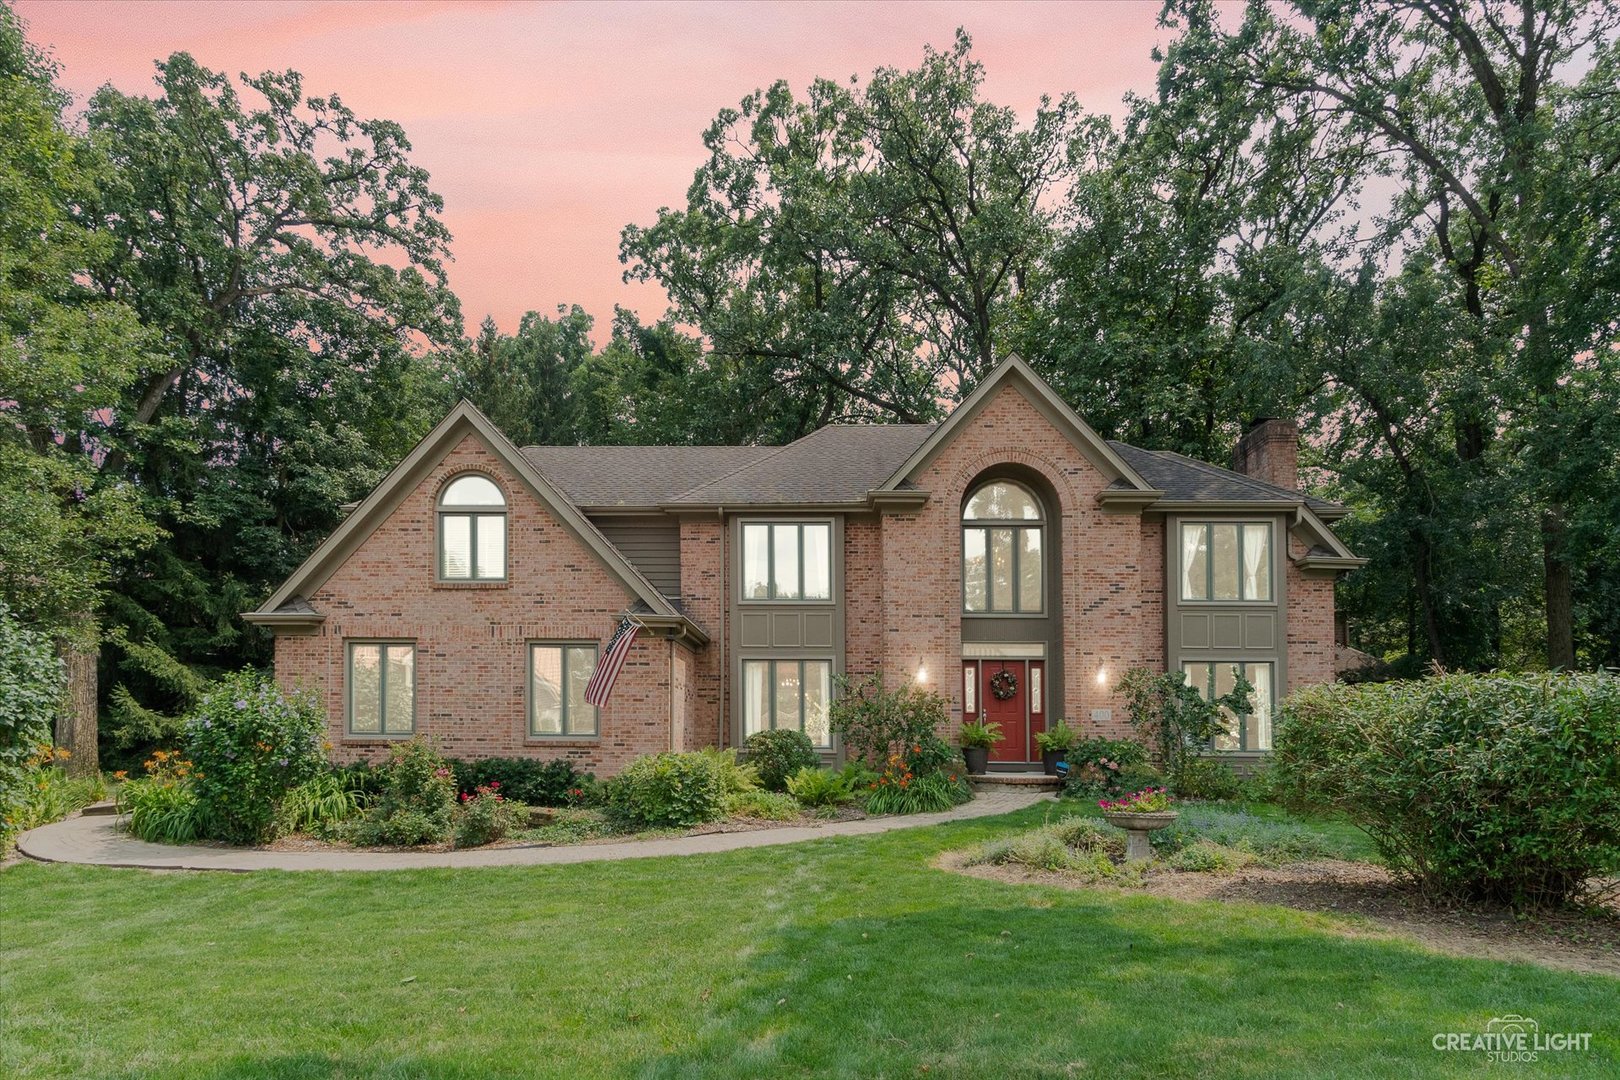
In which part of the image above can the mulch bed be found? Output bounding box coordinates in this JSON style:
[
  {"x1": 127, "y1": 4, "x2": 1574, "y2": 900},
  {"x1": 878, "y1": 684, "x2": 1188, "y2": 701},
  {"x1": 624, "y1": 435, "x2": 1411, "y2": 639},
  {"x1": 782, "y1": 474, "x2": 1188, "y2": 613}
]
[{"x1": 940, "y1": 853, "x2": 1620, "y2": 977}]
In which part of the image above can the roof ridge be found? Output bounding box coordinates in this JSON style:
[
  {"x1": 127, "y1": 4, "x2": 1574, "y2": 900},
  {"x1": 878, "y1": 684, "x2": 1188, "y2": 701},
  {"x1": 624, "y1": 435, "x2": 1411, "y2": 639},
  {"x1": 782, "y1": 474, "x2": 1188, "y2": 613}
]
[{"x1": 667, "y1": 438, "x2": 806, "y2": 502}]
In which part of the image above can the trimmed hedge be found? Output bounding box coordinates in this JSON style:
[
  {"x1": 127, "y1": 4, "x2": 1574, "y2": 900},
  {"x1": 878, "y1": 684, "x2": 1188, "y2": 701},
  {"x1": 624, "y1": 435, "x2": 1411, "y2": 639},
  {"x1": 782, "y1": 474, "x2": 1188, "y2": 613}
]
[
  {"x1": 744, "y1": 729, "x2": 819, "y2": 792},
  {"x1": 1273, "y1": 671, "x2": 1620, "y2": 907},
  {"x1": 449, "y1": 756, "x2": 594, "y2": 807}
]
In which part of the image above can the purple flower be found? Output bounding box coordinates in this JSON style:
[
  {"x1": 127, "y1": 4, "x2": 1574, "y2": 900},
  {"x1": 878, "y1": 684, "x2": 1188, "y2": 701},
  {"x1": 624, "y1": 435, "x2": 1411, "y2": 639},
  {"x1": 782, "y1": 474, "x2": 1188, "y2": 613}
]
[{"x1": 234, "y1": 699, "x2": 248, "y2": 710}]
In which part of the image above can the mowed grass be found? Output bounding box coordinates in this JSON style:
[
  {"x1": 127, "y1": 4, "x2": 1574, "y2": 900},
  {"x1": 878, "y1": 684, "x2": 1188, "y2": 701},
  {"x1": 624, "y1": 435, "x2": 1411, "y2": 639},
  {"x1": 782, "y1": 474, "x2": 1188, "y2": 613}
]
[{"x1": 1, "y1": 804, "x2": 1614, "y2": 1079}]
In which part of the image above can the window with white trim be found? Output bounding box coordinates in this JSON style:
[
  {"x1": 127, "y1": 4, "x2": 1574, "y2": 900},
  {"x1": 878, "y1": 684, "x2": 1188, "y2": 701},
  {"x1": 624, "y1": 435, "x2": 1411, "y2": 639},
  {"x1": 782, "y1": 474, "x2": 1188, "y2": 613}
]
[
  {"x1": 741, "y1": 523, "x2": 831, "y2": 601},
  {"x1": 743, "y1": 659, "x2": 832, "y2": 747},
  {"x1": 1180, "y1": 522, "x2": 1271, "y2": 602},
  {"x1": 1182, "y1": 660, "x2": 1274, "y2": 751},
  {"x1": 438, "y1": 474, "x2": 507, "y2": 581},
  {"x1": 347, "y1": 642, "x2": 416, "y2": 736}
]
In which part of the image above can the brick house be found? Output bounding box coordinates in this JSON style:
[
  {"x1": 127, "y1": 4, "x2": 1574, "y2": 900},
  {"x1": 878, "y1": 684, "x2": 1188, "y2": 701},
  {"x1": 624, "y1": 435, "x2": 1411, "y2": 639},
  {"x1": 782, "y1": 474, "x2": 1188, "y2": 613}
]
[{"x1": 247, "y1": 356, "x2": 1363, "y2": 773}]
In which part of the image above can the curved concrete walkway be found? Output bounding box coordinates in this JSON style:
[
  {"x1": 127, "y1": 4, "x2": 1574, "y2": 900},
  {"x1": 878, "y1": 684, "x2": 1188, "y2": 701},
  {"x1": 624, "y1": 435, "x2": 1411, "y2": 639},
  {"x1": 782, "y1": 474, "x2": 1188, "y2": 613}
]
[{"x1": 17, "y1": 790, "x2": 1048, "y2": 872}]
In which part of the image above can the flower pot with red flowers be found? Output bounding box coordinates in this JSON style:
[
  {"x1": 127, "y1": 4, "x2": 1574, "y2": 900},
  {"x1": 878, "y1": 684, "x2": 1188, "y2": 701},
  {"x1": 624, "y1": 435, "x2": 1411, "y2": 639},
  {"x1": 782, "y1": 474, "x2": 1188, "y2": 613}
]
[
  {"x1": 958, "y1": 719, "x2": 1002, "y2": 775},
  {"x1": 1099, "y1": 787, "x2": 1177, "y2": 860}
]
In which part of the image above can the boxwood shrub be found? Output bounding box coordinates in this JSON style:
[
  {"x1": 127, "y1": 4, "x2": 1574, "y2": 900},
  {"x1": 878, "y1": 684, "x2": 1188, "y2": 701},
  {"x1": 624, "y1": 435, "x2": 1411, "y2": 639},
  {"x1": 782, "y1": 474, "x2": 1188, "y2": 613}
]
[
  {"x1": 1273, "y1": 671, "x2": 1620, "y2": 907},
  {"x1": 603, "y1": 752, "x2": 726, "y2": 829},
  {"x1": 743, "y1": 729, "x2": 819, "y2": 792}
]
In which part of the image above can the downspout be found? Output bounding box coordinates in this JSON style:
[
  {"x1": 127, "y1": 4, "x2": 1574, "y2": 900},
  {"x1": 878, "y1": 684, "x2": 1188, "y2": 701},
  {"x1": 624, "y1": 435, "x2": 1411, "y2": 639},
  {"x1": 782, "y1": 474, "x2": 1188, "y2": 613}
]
[{"x1": 716, "y1": 508, "x2": 727, "y2": 749}]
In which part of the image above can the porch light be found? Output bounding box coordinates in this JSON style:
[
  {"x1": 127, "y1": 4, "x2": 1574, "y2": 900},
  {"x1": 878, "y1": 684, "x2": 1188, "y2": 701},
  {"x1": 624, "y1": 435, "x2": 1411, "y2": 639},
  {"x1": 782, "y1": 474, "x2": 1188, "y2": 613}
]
[
  {"x1": 916, "y1": 663, "x2": 929, "y2": 685},
  {"x1": 1096, "y1": 665, "x2": 1109, "y2": 687}
]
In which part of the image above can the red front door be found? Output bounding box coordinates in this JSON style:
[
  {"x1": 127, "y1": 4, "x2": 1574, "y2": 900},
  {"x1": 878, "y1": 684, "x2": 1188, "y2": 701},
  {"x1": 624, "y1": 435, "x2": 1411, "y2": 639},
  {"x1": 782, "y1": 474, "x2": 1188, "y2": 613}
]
[{"x1": 982, "y1": 661, "x2": 1029, "y2": 762}]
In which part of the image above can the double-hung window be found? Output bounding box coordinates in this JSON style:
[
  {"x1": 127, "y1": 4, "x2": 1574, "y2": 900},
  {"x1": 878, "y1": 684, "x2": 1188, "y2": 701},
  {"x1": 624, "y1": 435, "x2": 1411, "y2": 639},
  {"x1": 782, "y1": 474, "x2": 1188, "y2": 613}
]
[
  {"x1": 347, "y1": 642, "x2": 416, "y2": 736},
  {"x1": 530, "y1": 643, "x2": 599, "y2": 737},
  {"x1": 741, "y1": 522, "x2": 831, "y2": 601},
  {"x1": 1183, "y1": 661, "x2": 1274, "y2": 751},
  {"x1": 1180, "y1": 522, "x2": 1271, "y2": 602},
  {"x1": 438, "y1": 474, "x2": 507, "y2": 581},
  {"x1": 743, "y1": 659, "x2": 832, "y2": 747}
]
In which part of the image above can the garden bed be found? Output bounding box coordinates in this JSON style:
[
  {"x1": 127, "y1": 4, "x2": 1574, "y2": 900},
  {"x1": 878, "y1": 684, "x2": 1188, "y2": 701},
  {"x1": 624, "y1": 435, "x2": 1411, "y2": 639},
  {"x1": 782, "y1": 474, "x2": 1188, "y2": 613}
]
[{"x1": 942, "y1": 808, "x2": 1620, "y2": 977}]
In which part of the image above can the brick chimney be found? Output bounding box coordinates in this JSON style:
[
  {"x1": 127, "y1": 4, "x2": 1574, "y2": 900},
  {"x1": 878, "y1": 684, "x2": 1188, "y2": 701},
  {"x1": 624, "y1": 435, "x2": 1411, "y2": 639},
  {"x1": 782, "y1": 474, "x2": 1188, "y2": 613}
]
[{"x1": 1232, "y1": 417, "x2": 1300, "y2": 492}]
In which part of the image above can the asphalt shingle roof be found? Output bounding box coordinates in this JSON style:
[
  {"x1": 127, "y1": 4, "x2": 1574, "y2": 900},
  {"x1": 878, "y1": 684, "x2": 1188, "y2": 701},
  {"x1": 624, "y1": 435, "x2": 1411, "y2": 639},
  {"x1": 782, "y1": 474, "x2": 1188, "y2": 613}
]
[
  {"x1": 519, "y1": 445, "x2": 772, "y2": 508},
  {"x1": 668, "y1": 424, "x2": 938, "y2": 505},
  {"x1": 1107, "y1": 442, "x2": 1343, "y2": 514}
]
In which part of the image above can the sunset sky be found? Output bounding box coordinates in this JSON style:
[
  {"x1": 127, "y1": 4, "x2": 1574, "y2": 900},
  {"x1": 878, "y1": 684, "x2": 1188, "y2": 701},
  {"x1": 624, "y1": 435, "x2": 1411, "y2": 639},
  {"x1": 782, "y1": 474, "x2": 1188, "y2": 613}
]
[{"x1": 16, "y1": 0, "x2": 1190, "y2": 339}]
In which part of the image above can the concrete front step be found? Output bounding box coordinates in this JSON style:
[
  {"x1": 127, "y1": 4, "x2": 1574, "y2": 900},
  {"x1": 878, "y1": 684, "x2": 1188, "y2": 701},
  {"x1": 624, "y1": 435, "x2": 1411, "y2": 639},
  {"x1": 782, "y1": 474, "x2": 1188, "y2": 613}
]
[
  {"x1": 80, "y1": 801, "x2": 120, "y2": 817},
  {"x1": 968, "y1": 773, "x2": 1062, "y2": 791}
]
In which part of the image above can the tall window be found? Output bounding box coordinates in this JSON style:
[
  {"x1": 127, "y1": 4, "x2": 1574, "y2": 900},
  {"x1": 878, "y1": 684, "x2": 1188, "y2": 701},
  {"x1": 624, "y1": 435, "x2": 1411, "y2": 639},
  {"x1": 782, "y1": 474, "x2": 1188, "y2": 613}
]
[
  {"x1": 439, "y1": 474, "x2": 507, "y2": 581},
  {"x1": 743, "y1": 659, "x2": 832, "y2": 747},
  {"x1": 962, "y1": 481, "x2": 1043, "y2": 613},
  {"x1": 1183, "y1": 661, "x2": 1274, "y2": 751},
  {"x1": 741, "y1": 522, "x2": 831, "y2": 601},
  {"x1": 347, "y1": 642, "x2": 416, "y2": 736},
  {"x1": 530, "y1": 644, "x2": 598, "y2": 737},
  {"x1": 1180, "y1": 522, "x2": 1271, "y2": 601}
]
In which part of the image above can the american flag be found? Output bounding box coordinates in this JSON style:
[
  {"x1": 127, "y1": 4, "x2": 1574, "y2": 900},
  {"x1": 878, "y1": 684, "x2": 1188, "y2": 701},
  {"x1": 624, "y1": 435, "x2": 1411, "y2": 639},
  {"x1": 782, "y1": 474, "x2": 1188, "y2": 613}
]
[{"x1": 584, "y1": 615, "x2": 640, "y2": 706}]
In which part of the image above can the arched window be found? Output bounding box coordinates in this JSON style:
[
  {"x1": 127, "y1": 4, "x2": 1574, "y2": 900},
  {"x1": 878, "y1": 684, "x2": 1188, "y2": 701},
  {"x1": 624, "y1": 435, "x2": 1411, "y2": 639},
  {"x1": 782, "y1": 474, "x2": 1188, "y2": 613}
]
[
  {"x1": 438, "y1": 474, "x2": 506, "y2": 581},
  {"x1": 962, "y1": 480, "x2": 1043, "y2": 613}
]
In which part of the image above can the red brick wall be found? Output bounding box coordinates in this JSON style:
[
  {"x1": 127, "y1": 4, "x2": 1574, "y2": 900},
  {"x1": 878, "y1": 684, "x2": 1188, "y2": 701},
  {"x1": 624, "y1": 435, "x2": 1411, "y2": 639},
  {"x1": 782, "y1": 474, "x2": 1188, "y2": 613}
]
[
  {"x1": 1285, "y1": 530, "x2": 1337, "y2": 691},
  {"x1": 874, "y1": 386, "x2": 1153, "y2": 741},
  {"x1": 274, "y1": 434, "x2": 674, "y2": 776},
  {"x1": 843, "y1": 516, "x2": 885, "y2": 678},
  {"x1": 677, "y1": 516, "x2": 725, "y2": 748}
]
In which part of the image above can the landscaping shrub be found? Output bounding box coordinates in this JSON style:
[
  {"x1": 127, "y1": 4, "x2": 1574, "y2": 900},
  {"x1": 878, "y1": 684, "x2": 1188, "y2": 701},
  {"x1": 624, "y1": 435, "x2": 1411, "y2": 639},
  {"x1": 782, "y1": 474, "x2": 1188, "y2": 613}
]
[
  {"x1": 183, "y1": 671, "x2": 329, "y2": 844},
  {"x1": 602, "y1": 751, "x2": 726, "y2": 829},
  {"x1": 12, "y1": 757, "x2": 106, "y2": 831},
  {"x1": 1164, "y1": 840, "x2": 1255, "y2": 873},
  {"x1": 724, "y1": 789, "x2": 801, "y2": 821},
  {"x1": 1171, "y1": 758, "x2": 1241, "y2": 802},
  {"x1": 449, "y1": 756, "x2": 595, "y2": 807},
  {"x1": 829, "y1": 673, "x2": 949, "y2": 768},
  {"x1": 1117, "y1": 667, "x2": 1250, "y2": 782},
  {"x1": 786, "y1": 766, "x2": 856, "y2": 808},
  {"x1": 1063, "y1": 736, "x2": 1150, "y2": 797},
  {"x1": 341, "y1": 738, "x2": 458, "y2": 847},
  {"x1": 1273, "y1": 671, "x2": 1620, "y2": 906},
  {"x1": 969, "y1": 817, "x2": 1129, "y2": 878},
  {"x1": 743, "y1": 729, "x2": 817, "y2": 791},
  {"x1": 0, "y1": 601, "x2": 63, "y2": 852},
  {"x1": 698, "y1": 747, "x2": 760, "y2": 794},
  {"x1": 863, "y1": 755, "x2": 971, "y2": 815},
  {"x1": 1149, "y1": 805, "x2": 1338, "y2": 865},
  {"x1": 453, "y1": 783, "x2": 528, "y2": 847}
]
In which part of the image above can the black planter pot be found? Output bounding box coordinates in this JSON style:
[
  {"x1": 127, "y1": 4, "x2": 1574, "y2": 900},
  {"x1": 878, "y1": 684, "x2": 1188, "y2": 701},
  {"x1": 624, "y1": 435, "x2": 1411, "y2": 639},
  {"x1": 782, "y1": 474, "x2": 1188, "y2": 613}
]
[
  {"x1": 1041, "y1": 750, "x2": 1065, "y2": 776},
  {"x1": 962, "y1": 746, "x2": 990, "y2": 775}
]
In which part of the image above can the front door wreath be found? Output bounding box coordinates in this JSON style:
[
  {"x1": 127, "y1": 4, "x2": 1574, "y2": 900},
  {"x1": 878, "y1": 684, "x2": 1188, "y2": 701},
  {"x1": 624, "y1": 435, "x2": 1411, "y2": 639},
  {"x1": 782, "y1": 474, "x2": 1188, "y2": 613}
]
[{"x1": 989, "y1": 667, "x2": 1018, "y2": 700}]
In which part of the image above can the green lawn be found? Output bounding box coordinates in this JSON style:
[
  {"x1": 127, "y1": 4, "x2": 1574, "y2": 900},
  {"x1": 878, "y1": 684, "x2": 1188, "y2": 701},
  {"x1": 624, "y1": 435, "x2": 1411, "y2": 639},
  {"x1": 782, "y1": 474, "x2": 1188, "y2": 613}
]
[{"x1": 1, "y1": 804, "x2": 1613, "y2": 1079}]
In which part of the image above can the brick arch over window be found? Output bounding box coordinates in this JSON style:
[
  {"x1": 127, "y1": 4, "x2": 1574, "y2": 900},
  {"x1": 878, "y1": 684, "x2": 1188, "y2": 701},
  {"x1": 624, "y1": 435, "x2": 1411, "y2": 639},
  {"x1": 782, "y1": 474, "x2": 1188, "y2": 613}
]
[
  {"x1": 948, "y1": 448, "x2": 1083, "y2": 521},
  {"x1": 959, "y1": 466, "x2": 1059, "y2": 617}
]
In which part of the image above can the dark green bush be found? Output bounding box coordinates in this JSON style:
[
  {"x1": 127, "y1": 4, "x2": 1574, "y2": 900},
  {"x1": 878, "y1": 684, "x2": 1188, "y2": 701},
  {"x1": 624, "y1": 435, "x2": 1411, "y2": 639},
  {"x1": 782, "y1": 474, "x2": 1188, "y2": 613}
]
[
  {"x1": 0, "y1": 601, "x2": 64, "y2": 852},
  {"x1": 603, "y1": 752, "x2": 726, "y2": 829},
  {"x1": 341, "y1": 738, "x2": 457, "y2": 847},
  {"x1": 183, "y1": 671, "x2": 329, "y2": 844},
  {"x1": 449, "y1": 756, "x2": 595, "y2": 807},
  {"x1": 829, "y1": 673, "x2": 949, "y2": 768},
  {"x1": 1274, "y1": 671, "x2": 1620, "y2": 907},
  {"x1": 1062, "y1": 736, "x2": 1150, "y2": 798},
  {"x1": 1171, "y1": 758, "x2": 1242, "y2": 802},
  {"x1": 743, "y1": 729, "x2": 819, "y2": 791}
]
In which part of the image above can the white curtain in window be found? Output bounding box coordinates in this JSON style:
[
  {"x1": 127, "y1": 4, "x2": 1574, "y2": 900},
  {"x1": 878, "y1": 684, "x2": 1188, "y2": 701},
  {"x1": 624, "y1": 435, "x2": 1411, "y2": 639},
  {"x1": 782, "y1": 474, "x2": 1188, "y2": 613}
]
[
  {"x1": 743, "y1": 661, "x2": 768, "y2": 736},
  {"x1": 1181, "y1": 525, "x2": 1207, "y2": 600},
  {"x1": 1242, "y1": 524, "x2": 1269, "y2": 601}
]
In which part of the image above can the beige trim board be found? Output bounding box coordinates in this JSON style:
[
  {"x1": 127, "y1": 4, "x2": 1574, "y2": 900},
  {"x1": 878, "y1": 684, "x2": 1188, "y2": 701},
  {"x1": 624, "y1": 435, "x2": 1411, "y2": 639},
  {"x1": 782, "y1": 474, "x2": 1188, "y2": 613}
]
[{"x1": 961, "y1": 641, "x2": 1047, "y2": 659}]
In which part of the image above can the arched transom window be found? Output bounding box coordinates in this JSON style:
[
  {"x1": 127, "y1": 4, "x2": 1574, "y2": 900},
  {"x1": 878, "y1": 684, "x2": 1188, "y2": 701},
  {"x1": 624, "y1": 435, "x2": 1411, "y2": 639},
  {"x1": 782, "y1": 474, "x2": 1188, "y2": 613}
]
[
  {"x1": 962, "y1": 480, "x2": 1043, "y2": 613},
  {"x1": 438, "y1": 474, "x2": 506, "y2": 581}
]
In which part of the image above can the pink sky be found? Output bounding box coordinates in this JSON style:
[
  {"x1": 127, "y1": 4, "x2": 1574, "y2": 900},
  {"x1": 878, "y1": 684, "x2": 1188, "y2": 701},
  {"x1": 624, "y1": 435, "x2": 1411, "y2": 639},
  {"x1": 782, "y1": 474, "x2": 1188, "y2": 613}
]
[{"x1": 17, "y1": 0, "x2": 1186, "y2": 340}]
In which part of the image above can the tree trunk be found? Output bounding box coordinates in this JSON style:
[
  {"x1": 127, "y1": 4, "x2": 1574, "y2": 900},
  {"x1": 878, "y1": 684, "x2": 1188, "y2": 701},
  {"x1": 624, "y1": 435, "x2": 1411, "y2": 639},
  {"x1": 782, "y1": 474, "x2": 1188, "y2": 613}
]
[
  {"x1": 57, "y1": 644, "x2": 99, "y2": 777},
  {"x1": 1543, "y1": 505, "x2": 1575, "y2": 670},
  {"x1": 1413, "y1": 532, "x2": 1448, "y2": 667}
]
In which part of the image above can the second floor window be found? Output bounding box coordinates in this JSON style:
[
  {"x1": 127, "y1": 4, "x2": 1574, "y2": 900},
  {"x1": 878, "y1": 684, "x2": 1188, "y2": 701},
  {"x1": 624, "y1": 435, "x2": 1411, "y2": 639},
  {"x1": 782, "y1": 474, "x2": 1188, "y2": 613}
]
[
  {"x1": 439, "y1": 474, "x2": 506, "y2": 581},
  {"x1": 742, "y1": 522, "x2": 831, "y2": 601},
  {"x1": 962, "y1": 481, "x2": 1044, "y2": 614},
  {"x1": 1180, "y1": 522, "x2": 1271, "y2": 602}
]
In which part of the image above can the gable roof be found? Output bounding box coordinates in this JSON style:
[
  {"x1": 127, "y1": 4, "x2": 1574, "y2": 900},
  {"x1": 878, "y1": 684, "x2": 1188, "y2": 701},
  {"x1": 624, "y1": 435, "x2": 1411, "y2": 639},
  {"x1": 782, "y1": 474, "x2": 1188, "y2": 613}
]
[
  {"x1": 519, "y1": 445, "x2": 772, "y2": 509},
  {"x1": 874, "y1": 354, "x2": 1159, "y2": 496},
  {"x1": 1109, "y1": 443, "x2": 1345, "y2": 517},
  {"x1": 245, "y1": 401, "x2": 708, "y2": 644},
  {"x1": 667, "y1": 424, "x2": 938, "y2": 508}
]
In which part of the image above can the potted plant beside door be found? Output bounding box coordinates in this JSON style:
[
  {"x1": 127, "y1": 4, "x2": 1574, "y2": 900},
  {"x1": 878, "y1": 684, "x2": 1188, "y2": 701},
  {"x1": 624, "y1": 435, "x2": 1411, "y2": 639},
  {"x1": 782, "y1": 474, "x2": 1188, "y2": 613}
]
[
  {"x1": 958, "y1": 719, "x2": 1002, "y2": 775},
  {"x1": 1034, "y1": 718, "x2": 1080, "y2": 776}
]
